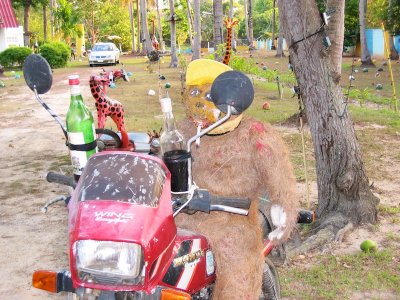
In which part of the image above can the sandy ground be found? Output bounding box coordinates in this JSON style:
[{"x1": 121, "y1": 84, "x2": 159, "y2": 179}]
[
  {"x1": 0, "y1": 69, "x2": 94, "y2": 300},
  {"x1": 0, "y1": 67, "x2": 399, "y2": 300}
]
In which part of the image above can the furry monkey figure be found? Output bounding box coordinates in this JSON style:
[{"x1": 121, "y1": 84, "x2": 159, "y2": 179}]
[{"x1": 174, "y1": 59, "x2": 299, "y2": 300}]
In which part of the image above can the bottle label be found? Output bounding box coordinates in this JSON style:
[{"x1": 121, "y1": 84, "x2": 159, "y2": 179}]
[
  {"x1": 68, "y1": 131, "x2": 88, "y2": 176},
  {"x1": 70, "y1": 85, "x2": 81, "y2": 96},
  {"x1": 160, "y1": 97, "x2": 172, "y2": 113}
]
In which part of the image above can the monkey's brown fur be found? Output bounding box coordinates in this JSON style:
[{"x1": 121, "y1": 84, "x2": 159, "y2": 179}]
[{"x1": 176, "y1": 116, "x2": 299, "y2": 299}]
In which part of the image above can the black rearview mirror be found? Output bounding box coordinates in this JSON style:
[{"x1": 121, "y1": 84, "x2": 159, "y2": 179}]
[
  {"x1": 210, "y1": 70, "x2": 254, "y2": 114},
  {"x1": 23, "y1": 54, "x2": 53, "y2": 94}
]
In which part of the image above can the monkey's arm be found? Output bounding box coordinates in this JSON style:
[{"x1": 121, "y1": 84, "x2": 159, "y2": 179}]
[{"x1": 249, "y1": 120, "x2": 299, "y2": 245}]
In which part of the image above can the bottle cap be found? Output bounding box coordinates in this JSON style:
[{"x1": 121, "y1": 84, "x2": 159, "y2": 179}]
[
  {"x1": 160, "y1": 97, "x2": 172, "y2": 113},
  {"x1": 68, "y1": 74, "x2": 80, "y2": 85}
]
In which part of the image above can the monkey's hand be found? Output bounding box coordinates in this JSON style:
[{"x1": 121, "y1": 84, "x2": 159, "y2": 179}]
[{"x1": 268, "y1": 204, "x2": 289, "y2": 242}]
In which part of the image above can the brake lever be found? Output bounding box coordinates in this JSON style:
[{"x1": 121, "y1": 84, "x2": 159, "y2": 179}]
[{"x1": 41, "y1": 196, "x2": 70, "y2": 213}]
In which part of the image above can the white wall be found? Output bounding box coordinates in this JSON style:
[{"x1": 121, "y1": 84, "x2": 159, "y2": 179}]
[{"x1": 0, "y1": 26, "x2": 24, "y2": 52}]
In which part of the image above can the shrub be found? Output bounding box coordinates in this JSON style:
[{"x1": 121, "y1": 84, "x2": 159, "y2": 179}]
[
  {"x1": 39, "y1": 42, "x2": 70, "y2": 68},
  {"x1": 0, "y1": 47, "x2": 32, "y2": 68}
]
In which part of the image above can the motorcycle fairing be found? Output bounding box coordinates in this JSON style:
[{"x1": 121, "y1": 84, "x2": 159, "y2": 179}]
[
  {"x1": 161, "y1": 228, "x2": 216, "y2": 295},
  {"x1": 68, "y1": 152, "x2": 178, "y2": 293}
]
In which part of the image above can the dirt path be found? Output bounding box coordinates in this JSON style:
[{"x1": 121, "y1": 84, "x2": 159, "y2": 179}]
[{"x1": 0, "y1": 67, "x2": 399, "y2": 299}]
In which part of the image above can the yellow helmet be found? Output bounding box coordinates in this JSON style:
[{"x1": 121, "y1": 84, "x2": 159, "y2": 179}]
[{"x1": 184, "y1": 59, "x2": 243, "y2": 135}]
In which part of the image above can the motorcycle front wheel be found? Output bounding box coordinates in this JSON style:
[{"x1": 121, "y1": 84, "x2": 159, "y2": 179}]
[{"x1": 259, "y1": 257, "x2": 281, "y2": 300}]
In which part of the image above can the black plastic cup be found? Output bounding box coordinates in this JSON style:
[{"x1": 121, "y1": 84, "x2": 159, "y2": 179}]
[{"x1": 163, "y1": 149, "x2": 191, "y2": 192}]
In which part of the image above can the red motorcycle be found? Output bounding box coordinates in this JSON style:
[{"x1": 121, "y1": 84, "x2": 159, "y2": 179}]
[{"x1": 23, "y1": 54, "x2": 312, "y2": 300}]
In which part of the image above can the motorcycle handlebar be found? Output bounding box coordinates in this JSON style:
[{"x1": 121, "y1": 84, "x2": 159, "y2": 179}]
[
  {"x1": 210, "y1": 204, "x2": 249, "y2": 215},
  {"x1": 182, "y1": 189, "x2": 250, "y2": 216},
  {"x1": 211, "y1": 196, "x2": 251, "y2": 210},
  {"x1": 46, "y1": 172, "x2": 76, "y2": 189}
]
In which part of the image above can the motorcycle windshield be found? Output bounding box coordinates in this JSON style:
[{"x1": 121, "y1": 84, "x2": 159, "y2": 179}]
[{"x1": 78, "y1": 153, "x2": 166, "y2": 207}]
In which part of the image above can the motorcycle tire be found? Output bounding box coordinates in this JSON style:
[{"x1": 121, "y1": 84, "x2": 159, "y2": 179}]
[
  {"x1": 96, "y1": 128, "x2": 122, "y2": 150},
  {"x1": 259, "y1": 257, "x2": 281, "y2": 300},
  {"x1": 258, "y1": 197, "x2": 282, "y2": 300}
]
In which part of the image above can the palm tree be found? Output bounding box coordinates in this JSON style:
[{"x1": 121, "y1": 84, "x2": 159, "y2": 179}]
[
  {"x1": 140, "y1": 0, "x2": 153, "y2": 54},
  {"x1": 247, "y1": 0, "x2": 254, "y2": 49},
  {"x1": 186, "y1": 0, "x2": 194, "y2": 49},
  {"x1": 12, "y1": 0, "x2": 48, "y2": 46},
  {"x1": 243, "y1": 0, "x2": 249, "y2": 43},
  {"x1": 42, "y1": 4, "x2": 48, "y2": 41},
  {"x1": 326, "y1": 0, "x2": 345, "y2": 77},
  {"x1": 169, "y1": 0, "x2": 178, "y2": 67},
  {"x1": 271, "y1": 0, "x2": 276, "y2": 50},
  {"x1": 229, "y1": 0, "x2": 237, "y2": 50},
  {"x1": 192, "y1": 0, "x2": 201, "y2": 60},
  {"x1": 49, "y1": 0, "x2": 55, "y2": 39},
  {"x1": 136, "y1": 0, "x2": 141, "y2": 52},
  {"x1": 276, "y1": 31, "x2": 284, "y2": 57},
  {"x1": 387, "y1": 0, "x2": 399, "y2": 60},
  {"x1": 126, "y1": 0, "x2": 136, "y2": 52},
  {"x1": 156, "y1": 0, "x2": 165, "y2": 53},
  {"x1": 213, "y1": 0, "x2": 223, "y2": 57},
  {"x1": 359, "y1": 0, "x2": 374, "y2": 66}
]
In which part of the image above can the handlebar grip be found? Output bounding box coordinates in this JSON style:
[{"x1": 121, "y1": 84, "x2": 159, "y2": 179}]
[
  {"x1": 46, "y1": 172, "x2": 76, "y2": 188},
  {"x1": 298, "y1": 209, "x2": 315, "y2": 224},
  {"x1": 210, "y1": 196, "x2": 251, "y2": 209}
]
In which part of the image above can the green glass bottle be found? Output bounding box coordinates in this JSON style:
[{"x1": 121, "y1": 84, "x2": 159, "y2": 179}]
[{"x1": 66, "y1": 75, "x2": 97, "y2": 181}]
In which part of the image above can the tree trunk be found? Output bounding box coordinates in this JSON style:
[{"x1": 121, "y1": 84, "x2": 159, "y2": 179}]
[
  {"x1": 388, "y1": 35, "x2": 399, "y2": 60},
  {"x1": 43, "y1": 5, "x2": 47, "y2": 41},
  {"x1": 276, "y1": 32, "x2": 284, "y2": 57},
  {"x1": 140, "y1": 0, "x2": 152, "y2": 54},
  {"x1": 388, "y1": 0, "x2": 399, "y2": 60},
  {"x1": 278, "y1": 0, "x2": 378, "y2": 235},
  {"x1": 247, "y1": 0, "x2": 254, "y2": 49},
  {"x1": 23, "y1": 4, "x2": 31, "y2": 46},
  {"x1": 156, "y1": 0, "x2": 165, "y2": 53},
  {"x1": 359, "y1": 0, "x2": 374, "y2": 66},
  {"x1": 87, "y1": 0, "x2": 98, "y2": 47},
  {"x1": 136, "y1": 0, "x2": 141, "y2": 52},
  {"x1": 186, "y1": 0, "x2": 194, "y2": 49},
  {"x1": 213, "y1": 0, "x2": 223, "y2": 51},
  {"x1": 169, "y1": 0, "x2": 178, "y2": 67},
  {"x1": 271, "y1": 0, "x2": 276, "y2": 50},
  {"x1": 129, "y1": 0, "x2": 136, "y2": 53},
  {"x1": 192, "y1": 0, "x2": 201, "y2": 60},
  {"x1": 325, "y1": 0, "x2": 345, "y2": 81},
  {"x1": 243, "y1": 0, "x2": 250, "y2": 43},
  {"x1": 49, "y1": 0, "x2": 54, "y2": 39},
  {"x1": 229, "y1": 0, "x2": 236, "y2": 51}
]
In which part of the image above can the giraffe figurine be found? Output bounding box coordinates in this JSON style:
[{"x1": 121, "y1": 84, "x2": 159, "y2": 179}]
[
  {"x1": 89, "y1": 75, "x2": 131, "y2": 149},
  {"x1": 222, "y1": 18, "x2": 239, "y2": 65}
]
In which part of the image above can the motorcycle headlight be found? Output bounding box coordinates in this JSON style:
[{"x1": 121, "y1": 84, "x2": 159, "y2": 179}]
[{"x1": 74, "y1": 240, "x2": 144, "y2": 285}]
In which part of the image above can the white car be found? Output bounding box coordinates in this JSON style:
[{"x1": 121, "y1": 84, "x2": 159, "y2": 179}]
[{"x1": 89, "y1": 42, "x2": 120, "y2": 66}]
